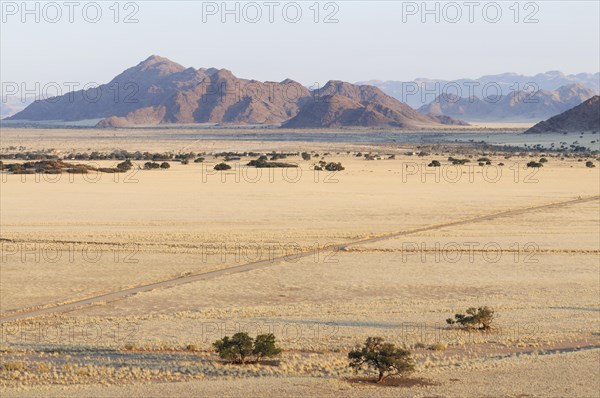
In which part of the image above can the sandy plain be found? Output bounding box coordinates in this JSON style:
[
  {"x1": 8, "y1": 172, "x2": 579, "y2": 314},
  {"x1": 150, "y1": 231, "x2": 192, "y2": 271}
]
[{"x1": 0, "y1": 128, "x2": 599, "y2": 397}]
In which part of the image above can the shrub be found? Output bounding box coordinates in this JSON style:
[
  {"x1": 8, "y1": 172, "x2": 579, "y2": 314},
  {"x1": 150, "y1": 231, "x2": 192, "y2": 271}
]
[
  {"x1": 539, "y1": 157, "x2": 548, "y2": 163},
  {"x1": 160, "y1": 162, "x2": 171, "y2": 169},
  {"x1": 194, "y1": 157, "x2": 205, "y2": 163},
  {"x1": 247, "y1": 158, "x2": 297, "y2": 168},
  {"x1": 348, "y1": 337, "x2": 415, "y2": 383},
  {"x1": 428, "y1": 160, "x2": 441, "y2": 167},
  {"x1": 144, "y1": 161, "x2": 160, "y2": 169},
  {"x1": 2, "y1": 361, "x2": 25, "y2": 371},
  {"x1": 214, "y1": 332, "x2": 281, "y2": 364},
  {"x1": 446, "y1": 306, "x2": 495, "y2": 330},
  {"x1": 301, "y1": 152, "x2": 311, "y2": 161},
  {"x1": 116, "y1": 160, "x2": 133, "y2": 171},
  {"x1": 585, "y1": 161, "x2": 595, "y2": 168},
  {"x1": 214, "y1": 163, "x2": 232, "y2": 171},
  {"x1": 526, "y1": 161, "x2": 543, "y2": 168},
  {"x1": 324, "y1": 162, "x2": 344, "y2": 171},
  {"x1": 252, "y1": 333, "x2": 282, "y2": 362},
  {"x1": 428, "y1": 343, "x2": 448, "y2": 351}
]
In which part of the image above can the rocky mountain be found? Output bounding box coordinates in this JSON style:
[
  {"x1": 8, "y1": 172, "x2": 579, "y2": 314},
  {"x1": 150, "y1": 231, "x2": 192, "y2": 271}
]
[
  {"x1": 8, "y1": 56, "x2": 215, "y2": 122},
  {"x1": 524, "y1": 96, "x2": 600, "y2": 134},
  {"x1": 418, "y1": 84, "x2": 597, "y2": 122},
  {"x1": 359, "y1": 71, "x2": 600, "y2": 109},
  {"x1": 283, "y1": 81, "x2": 467, "y2": 128},
  {"x1": 8, "y1": 56, "x2": 465, "y2": 128}
]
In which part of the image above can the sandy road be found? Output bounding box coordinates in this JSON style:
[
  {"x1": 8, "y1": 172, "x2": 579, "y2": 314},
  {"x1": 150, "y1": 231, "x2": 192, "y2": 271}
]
[{"x1": 1, "y1": 195, "x2": 598, "y2": 323}]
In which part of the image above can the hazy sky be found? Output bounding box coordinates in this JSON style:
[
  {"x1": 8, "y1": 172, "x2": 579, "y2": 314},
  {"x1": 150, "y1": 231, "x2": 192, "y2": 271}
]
[{"x1": 1, "y1": 0, "x2": 599, "y2": 90}]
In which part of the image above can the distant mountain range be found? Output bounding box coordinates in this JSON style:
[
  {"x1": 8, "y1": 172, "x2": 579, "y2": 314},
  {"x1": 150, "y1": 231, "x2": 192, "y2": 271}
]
[
  {"x1": 0, "y1": 97, "x2": 34, "y2": 119},
  {"x1": 525, "y1": 96, "x2": 600, "y2": 134},
  {"x1": 6, "y1": 58, "x2": 598, "y2": 127},
  {"x1": 6, "y1": 56, "x2": 465, "y2": 129},
  {"x1": 358, "y1": 71, "x2": 600, "y2": 110},
  {"x1": 418, "y1": 84, "x2": 597, "y2": 123}
]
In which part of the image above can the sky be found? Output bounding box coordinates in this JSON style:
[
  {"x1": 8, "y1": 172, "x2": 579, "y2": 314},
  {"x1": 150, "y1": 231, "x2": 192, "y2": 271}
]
[{"x1": 1, "y1": 0, "x2": 599, "y2": 91}]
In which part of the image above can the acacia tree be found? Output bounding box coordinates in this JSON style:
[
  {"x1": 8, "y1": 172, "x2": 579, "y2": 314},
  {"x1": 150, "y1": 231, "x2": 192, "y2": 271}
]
[
  {"x1": 213, "y1": 332, "x2": 253, "y2": 364},
  {"x1": 446, "y1": 306, "x2": 495, "y2": 330},
  {"x1": 214, "y1": 333, "x2": 282, "y2": 364},
  {"x1": 252, "y1": 333, "x2": 282, "y2": 362},
  {"x1": 348, "y1": 337, "x2": 415, "y2": 383}
]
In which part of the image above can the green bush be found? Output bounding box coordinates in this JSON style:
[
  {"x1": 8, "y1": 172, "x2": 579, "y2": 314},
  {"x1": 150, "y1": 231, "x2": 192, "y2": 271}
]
[
  {"x1": 301, "y1": 152, "x2": 311, "y2": 161},
  {"x1": 446, "y1": 306, "x2": 495, "y2": 330},
  {"x1": 144, "y1": 162, "x2": 160, "y2": 169},
  {"x1": 160, "y1": 162, "x2": 171, "y2": 169},
  {"x1": 526, "y1": 161, "x2": 543, "y2": 168},
  {"x1": 213, "y1": 332, "x2": 282, "y2": 364},
  {"x1": 428, "y1": 160, "x2": 441, "y2": 167},
  {"x1": 247, "y1": 158, "x2": 297, "y2": 168},
  {"x1": 585, "y1": 161, "x2": 595, "y2": 168},
  {"x1": 214, "y1": 163, "x2": 232, "y2": 171},
  {"x1": 348, "y1": 337, "x2": 415, "y2": 383},
  {"x1": 194, "y1": 157, "x2": 205, "y2": 163}
]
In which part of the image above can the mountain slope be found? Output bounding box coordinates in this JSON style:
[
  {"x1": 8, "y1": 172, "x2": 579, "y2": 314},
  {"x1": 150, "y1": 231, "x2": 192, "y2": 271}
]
[
  {"x1": 418, "y1": 84, "x2": 596, "y2": 122},
  {"x1": 283, "y1": 81, "x2": 467, "y2": 128},
  {"x1": 8, "y1": 55, "x2": 213, "y2": 122},
  {"x1": 524, "y1": 96, "x2": 600, "y2": 134}
]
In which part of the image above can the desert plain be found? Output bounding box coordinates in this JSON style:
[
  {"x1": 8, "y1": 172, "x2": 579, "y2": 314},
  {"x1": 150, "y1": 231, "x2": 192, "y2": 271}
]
[{"x1": 0, "y1": 128, "x2": 599, "y2": 397}]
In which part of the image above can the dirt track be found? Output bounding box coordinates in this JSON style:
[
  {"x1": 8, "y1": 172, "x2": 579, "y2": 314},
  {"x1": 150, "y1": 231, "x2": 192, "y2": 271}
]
[{"x1": 2, "y1": 195, "x2": 598, "y2": 323}]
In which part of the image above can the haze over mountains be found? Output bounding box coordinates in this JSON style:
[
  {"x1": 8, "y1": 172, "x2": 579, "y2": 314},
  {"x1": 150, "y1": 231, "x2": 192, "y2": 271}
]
[
  {"x1": 359, "y1": 72, "x2": 600, "y2": 109},
  {"x1": 418, "y1": 84, "x2": 597, "y2": 123},
  {"x1": 525, "y1": 96, "x2": 600, "y2": 134}
]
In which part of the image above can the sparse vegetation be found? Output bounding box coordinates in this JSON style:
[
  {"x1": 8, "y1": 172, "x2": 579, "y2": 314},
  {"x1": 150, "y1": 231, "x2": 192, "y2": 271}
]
[
  {"x1": 348, "y1": 337, "x2": 415, "y2": 383},
  {"x1": 428, "y1": 160, "x2": 441, "y2": 167}
]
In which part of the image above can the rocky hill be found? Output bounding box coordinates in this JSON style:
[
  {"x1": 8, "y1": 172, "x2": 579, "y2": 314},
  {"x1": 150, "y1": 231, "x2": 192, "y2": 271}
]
[
  {"x1": 524, "y1": 96, "x2": 600, "y2": 134},
  {"x1": 283, "y1": 81, "x2": 467, "y2": 128}
]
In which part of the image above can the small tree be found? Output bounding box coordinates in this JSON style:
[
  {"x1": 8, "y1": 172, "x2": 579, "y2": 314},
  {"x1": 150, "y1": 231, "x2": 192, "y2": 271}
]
[
  {"x1": 428, "y1": 160, "x2": 441, "y2": 167},
  {"x1": 160, "y1": 162, "x2": 171, "y2": 169},
  {"x1": 348, "y1": 337, "x2": 415, "y2": 383},
  {"x1": 446, "y1": 306, "x2": 495, "y2": 330},
  {"x1": 301, "y1": 152, "x2": 311, "y2": 161},
  {"x1": 213, "y1": 332, "x2": 254, "y2": 364},
  {"x1": 252, "y1": 333, "x2": 282, "y2": 362},
  {"x1": 214, "y1": 333, "x2": 282, "y2": 364}
]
